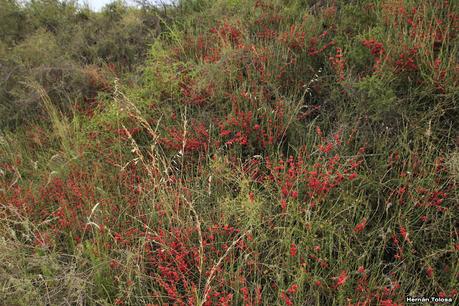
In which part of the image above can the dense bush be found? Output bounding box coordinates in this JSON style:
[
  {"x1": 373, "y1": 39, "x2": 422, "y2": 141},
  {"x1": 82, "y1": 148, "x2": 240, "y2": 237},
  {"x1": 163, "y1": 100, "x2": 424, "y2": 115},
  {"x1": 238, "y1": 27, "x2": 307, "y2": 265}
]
[
  {"x1": 0, "y1": 0, "x2": 160, "y2": 129},
  {"x1": 1, "y1": 0, "x2": 458, "y2": 305}
]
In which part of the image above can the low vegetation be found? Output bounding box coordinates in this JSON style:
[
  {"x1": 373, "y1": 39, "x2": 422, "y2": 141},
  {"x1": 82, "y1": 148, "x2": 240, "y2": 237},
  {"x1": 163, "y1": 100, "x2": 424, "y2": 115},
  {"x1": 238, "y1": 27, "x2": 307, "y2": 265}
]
[{"x1": 0, "y1": 0, "x2": 458, "y2": 305}]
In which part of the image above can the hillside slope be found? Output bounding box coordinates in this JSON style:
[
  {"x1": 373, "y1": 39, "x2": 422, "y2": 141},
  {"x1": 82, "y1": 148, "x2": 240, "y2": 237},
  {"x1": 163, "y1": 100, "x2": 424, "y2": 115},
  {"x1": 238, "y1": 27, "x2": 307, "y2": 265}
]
[{"x1": 1, "y1": 0, "x2": 458, "y2": 305}]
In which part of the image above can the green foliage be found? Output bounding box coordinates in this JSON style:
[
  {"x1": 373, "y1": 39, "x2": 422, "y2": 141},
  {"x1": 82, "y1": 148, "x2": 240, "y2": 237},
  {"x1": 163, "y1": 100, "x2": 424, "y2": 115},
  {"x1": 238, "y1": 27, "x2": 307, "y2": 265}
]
[
  {"x1": 0, "y1": 0, "x2": 161, "y2": 130},
  {"x1": 355, "y1": 74, "x2": 397, "y2": 119},
  {"x1": 1, "y1": 0, "x2": 458, "y2": 305}
]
